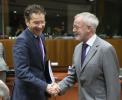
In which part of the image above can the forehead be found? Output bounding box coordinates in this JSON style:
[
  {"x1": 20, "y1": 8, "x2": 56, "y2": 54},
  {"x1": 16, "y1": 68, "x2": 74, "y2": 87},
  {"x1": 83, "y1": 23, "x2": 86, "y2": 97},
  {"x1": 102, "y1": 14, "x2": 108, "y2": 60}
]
[
  {"x1": 30, "y1": 13, "x2": 45, "y2": 21},
  {"x1": 73, "y1": 16, "x2": 83, "y2": 25}
]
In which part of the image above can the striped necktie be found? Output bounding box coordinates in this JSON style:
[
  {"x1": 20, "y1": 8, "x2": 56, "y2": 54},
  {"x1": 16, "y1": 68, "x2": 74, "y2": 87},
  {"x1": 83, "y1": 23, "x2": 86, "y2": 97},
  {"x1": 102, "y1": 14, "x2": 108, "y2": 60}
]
[
  {"x1": 81, "y1": 43, "x2": 88, "y2": 66},
  {"x1": 36, "y1": 36, "x2": 45, "y2": 64}
]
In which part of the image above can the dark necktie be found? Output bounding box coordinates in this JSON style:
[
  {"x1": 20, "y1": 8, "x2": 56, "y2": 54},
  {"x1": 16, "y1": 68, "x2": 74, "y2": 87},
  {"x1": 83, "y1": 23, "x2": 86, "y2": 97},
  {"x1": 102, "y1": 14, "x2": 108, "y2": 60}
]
[
  {"x1": 81, "y1": 43, "x2": 88, "y2": 66},
  {"x1": 36, "y1": 36, "x2": 45, "y2": 64}
]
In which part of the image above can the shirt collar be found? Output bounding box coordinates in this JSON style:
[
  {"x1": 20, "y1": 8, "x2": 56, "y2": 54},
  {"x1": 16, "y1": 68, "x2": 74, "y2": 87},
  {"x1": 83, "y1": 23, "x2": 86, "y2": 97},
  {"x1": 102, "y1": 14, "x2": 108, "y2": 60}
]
[
  {"x1": 86, "y1": 34, "x2": 97, "y2": 47},
  {"x1": 34, "y1": 34, "x2": 38, "y2": 38}
]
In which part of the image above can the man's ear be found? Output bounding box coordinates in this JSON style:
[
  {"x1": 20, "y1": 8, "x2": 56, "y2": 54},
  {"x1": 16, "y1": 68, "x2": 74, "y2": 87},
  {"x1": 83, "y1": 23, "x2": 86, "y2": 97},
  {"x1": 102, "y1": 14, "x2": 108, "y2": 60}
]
[
  {"x1": 25, "y1": 19, "x2": 29, "y2": 26},
  {"x1": 87, "y1": 26, "x2": 93, "y2": 33}
]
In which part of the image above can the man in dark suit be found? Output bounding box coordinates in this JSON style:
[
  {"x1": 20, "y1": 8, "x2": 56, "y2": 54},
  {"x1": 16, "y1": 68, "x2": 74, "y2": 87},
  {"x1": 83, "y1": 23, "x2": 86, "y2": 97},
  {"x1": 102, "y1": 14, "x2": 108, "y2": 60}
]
[
  {"x1": 51, "y1": 12, "x2": 121, "y2": 100},
  {"x1": 11, "y1": 4, "x2": 53, "y2": 100}
]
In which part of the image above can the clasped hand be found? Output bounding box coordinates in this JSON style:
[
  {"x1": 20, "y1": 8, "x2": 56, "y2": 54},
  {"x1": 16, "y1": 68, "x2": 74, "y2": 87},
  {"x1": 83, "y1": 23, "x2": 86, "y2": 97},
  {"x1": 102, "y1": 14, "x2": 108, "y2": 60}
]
[{"x1": 46, "y1": 83, "x2": 60, "y2": 96}]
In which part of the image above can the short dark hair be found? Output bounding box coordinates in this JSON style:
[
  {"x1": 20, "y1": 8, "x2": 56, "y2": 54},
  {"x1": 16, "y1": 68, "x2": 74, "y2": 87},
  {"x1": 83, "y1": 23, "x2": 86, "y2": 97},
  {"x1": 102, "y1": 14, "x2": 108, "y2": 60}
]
[{"x1": 24, "y1": 4, "x2": 46, "y2": 21}]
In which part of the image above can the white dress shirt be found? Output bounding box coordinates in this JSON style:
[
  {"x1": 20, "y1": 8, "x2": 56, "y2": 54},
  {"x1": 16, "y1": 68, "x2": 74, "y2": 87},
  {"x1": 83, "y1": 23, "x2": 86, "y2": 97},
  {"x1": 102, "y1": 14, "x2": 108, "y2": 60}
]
[{"x1": 85, "y1": 34, "x2": 97, "y2": 55}]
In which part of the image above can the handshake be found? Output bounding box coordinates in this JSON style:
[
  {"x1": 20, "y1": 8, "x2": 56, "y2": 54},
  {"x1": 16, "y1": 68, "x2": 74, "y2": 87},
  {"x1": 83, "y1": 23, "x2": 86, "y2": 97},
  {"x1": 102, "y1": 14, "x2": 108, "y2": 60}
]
[{"x1": 46, "y1": 83, "x2": 61, "y2": 96}]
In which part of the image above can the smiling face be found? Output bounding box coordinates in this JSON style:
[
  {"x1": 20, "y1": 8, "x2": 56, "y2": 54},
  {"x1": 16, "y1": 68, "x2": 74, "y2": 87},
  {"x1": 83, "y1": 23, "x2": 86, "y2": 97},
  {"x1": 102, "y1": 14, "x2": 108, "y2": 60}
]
[
  {"x1": 25, "y1": 13, "x2": 45, "y2": 36},
  {"x1": 73, "y1": 16, "x2": 93, "y2": 42}
]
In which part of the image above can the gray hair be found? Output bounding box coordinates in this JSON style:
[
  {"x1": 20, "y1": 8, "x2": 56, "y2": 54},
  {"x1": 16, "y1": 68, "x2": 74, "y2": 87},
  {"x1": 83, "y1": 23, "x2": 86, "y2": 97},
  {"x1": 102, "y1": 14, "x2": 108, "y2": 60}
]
[{"x1": 75, "y1": 12, "x2": 99, "y2": 30}]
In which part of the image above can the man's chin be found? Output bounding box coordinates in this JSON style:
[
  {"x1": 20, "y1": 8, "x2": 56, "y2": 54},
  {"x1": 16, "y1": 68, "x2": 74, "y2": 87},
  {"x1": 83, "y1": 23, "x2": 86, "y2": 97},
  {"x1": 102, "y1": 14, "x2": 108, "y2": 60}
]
[
  {"x1": 74, "y1": 36, "x2": 81, "y2": 41},
  {"x1": 33, "y1": 31, "x2": 42, "y2": 35}
]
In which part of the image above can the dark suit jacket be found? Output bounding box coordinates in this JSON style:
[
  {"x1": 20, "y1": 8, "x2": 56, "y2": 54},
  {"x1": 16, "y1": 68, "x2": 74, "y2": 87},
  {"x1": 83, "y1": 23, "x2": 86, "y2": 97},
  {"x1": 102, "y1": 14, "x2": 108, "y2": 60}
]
[{"x1": 11, "y1": 28, "x2": 49, "y2": 100}]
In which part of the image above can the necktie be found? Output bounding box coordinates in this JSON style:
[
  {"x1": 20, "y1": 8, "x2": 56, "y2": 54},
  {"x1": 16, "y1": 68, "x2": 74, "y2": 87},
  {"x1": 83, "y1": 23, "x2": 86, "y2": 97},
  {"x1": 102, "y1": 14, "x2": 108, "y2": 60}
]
[
  {"x1": 36, "y1": 36, "x2": 45, "y2": 64},
  {"x1": 81, "y1": 43, "x2": 88, "y2": 66}
]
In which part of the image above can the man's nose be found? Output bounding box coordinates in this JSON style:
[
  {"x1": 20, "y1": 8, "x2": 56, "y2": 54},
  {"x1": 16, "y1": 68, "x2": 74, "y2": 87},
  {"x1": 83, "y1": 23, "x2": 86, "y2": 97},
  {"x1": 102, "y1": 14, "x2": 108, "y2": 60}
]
[
  {"x1": 38, "y1": 24, "x2": 44, "y2": 28},
  {"x1": 38, "y1": 25, "x2": 42, "y2": 28}
]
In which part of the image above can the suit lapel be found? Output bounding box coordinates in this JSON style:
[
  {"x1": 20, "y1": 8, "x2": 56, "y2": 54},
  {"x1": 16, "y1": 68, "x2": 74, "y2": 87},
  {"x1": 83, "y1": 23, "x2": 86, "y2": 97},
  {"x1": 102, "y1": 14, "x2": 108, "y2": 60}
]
[
  {"x1": 80, "y1": 37, "x2": 100, "y2": 72},
  {"x1": 76, "y1": 43, "x2": 83, "y2": 72}
]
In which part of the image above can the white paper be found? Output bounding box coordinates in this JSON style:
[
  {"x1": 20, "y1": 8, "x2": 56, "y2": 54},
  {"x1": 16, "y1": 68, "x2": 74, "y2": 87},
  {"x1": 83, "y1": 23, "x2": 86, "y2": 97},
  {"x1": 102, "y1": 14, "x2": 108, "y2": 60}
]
[{"x1": 48, "y1": 60, "x2": 55, "y2": 83}]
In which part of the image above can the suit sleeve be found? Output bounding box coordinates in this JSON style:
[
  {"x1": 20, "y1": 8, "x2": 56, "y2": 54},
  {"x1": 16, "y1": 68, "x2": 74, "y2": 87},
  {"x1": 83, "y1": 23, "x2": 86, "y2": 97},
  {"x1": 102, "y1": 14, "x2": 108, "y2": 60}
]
[
  {"x1": 13, "y1": 38, "x2": 47, "y2": 91},
  {"x1": 58, "y1": 48, "x2": 77, "y2": 95},
  {"x1": 102, "y1": 45, "x2": 120, "y2": 100}
]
